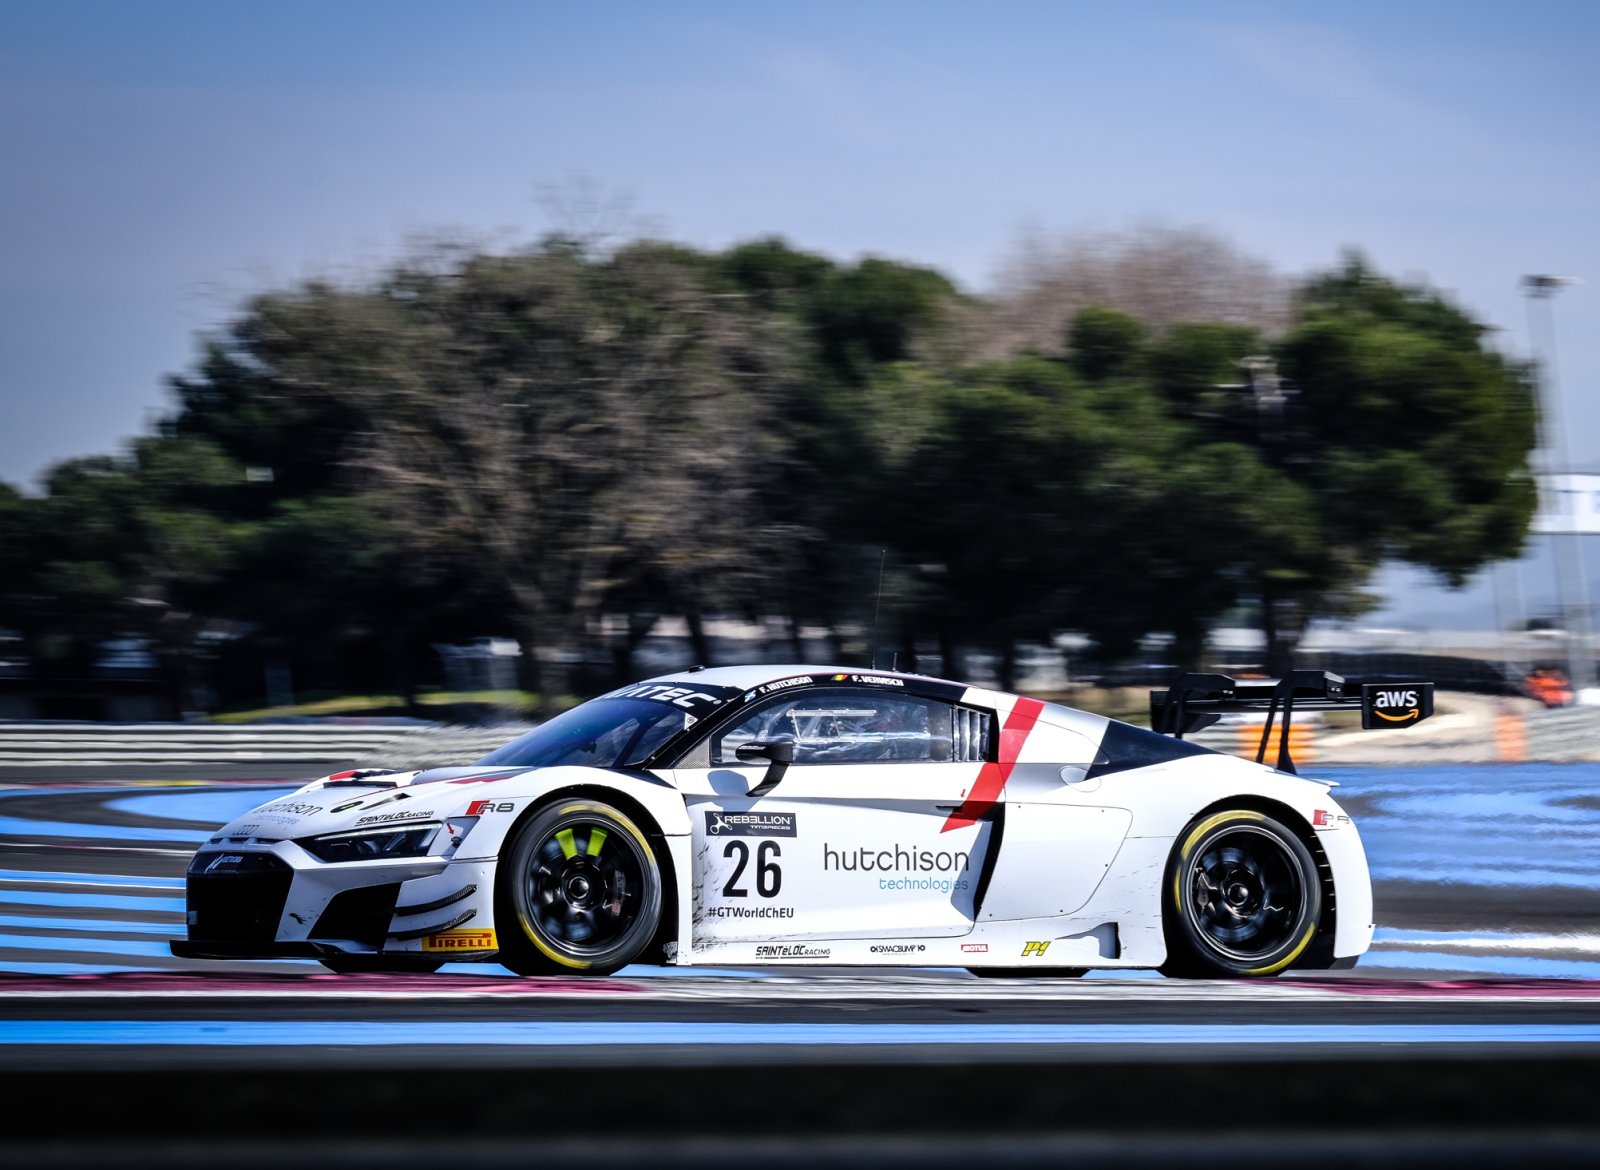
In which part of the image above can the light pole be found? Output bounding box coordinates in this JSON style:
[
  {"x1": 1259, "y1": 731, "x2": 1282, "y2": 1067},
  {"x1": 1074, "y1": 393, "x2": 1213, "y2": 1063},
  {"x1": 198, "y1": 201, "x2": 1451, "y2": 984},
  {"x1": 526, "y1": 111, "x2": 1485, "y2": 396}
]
[{"x1": 1522, "y1": 274, "x2": 1593, "y2": 695}]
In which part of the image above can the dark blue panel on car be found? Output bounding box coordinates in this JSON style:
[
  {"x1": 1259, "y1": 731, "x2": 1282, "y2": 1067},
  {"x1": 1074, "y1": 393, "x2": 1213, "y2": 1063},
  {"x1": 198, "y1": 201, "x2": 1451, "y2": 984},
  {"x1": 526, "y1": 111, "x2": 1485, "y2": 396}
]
[{"x1": 1084, "y1": 718, "x2": 1215, "y2": 780}]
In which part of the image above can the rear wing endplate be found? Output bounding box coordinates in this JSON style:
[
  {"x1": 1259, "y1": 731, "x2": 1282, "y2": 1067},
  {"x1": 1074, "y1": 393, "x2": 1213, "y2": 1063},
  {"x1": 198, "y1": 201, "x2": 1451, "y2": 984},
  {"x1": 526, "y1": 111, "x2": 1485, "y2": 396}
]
[{"x1": 1149, "y1": 671, "x2": 1435, "y2": 775}]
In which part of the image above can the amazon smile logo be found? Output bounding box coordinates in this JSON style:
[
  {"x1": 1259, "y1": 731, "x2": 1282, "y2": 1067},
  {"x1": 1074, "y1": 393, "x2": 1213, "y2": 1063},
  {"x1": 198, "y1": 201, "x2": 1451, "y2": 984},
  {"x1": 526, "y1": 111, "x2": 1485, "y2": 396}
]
[{"x1": 1372, "y1": 709, "x2": 1419, "y2": 722}]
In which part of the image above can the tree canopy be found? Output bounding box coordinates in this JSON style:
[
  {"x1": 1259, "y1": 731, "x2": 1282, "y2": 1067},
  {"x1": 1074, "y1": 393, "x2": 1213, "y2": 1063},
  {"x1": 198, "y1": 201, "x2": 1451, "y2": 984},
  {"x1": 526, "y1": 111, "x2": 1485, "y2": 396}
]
[{"x1": 0, "y1": 234, "x2": 1541, "y2": 713}]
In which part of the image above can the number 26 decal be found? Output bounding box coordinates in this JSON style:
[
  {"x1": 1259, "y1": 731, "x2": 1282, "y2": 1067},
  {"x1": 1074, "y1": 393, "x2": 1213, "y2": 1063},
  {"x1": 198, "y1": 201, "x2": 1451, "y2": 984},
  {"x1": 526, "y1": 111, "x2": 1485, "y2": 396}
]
[{"x1": 722, "y1": 840, "x2": 782, "y2": 898}]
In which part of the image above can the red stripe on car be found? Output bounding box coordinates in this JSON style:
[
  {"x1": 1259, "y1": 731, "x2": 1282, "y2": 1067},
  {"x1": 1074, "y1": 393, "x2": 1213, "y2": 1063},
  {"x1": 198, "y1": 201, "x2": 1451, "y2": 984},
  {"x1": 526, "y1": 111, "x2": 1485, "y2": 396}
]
[{"x1": 940, "y1": 696, "x2": 1043, "y2": 832}]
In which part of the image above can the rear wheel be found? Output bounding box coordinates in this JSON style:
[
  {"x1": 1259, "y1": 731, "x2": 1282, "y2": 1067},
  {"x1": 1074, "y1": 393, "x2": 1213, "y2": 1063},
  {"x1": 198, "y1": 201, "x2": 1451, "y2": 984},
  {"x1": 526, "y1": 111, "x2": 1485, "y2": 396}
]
[
  {"x1": 496, "y1": 800, "x2": 663, "y2": 976},
  {"x1": 1161, "y1": 809, "x2": 1321, "y2": 978}
]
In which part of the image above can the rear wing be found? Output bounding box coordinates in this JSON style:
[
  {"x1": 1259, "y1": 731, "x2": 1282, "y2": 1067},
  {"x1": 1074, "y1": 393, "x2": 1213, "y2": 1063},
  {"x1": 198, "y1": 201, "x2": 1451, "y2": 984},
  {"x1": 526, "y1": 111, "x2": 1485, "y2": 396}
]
[{"x1": 1149, "y1": 670, "x2": 1434, "y2": 775}]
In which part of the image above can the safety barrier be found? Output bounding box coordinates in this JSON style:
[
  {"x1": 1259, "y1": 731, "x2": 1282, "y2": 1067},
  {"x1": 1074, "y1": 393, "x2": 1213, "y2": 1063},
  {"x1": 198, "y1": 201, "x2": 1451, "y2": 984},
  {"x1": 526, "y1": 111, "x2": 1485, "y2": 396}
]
[
  {"x1": 0, "y1": 722, "x2": 525, "y2": 768},
  {"x1": 6, "y1": 701, "x2": 1600, "y2": 769},
  {"x1": 1190, "y1": 701, "x2": 1600, "y2": 765},
  {"x1": 1233, "y1": 722, "x2": 1317, "y2": 766}
]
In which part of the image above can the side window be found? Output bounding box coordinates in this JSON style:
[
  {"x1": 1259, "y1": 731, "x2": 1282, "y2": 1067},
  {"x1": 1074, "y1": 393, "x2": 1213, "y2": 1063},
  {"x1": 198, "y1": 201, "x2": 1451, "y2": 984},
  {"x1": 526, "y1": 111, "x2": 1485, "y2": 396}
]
[
  {"x1": 951, "y1": 705, "x2": 991, "y2": 763},
  {"x1": 711, "y1": 688, "x2": 991, "y2": 765}
]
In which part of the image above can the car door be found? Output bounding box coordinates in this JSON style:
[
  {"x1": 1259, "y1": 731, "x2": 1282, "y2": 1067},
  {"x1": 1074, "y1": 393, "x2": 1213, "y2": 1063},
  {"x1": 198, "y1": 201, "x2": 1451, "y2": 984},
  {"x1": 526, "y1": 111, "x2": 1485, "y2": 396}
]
[{"x1": 671, "y1": 684, "x2": 997, "y2": 944}]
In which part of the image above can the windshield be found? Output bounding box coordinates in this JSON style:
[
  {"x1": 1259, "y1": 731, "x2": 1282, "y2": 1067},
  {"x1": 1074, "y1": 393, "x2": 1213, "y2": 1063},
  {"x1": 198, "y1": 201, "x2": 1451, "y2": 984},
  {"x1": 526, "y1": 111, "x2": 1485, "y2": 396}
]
[{"x1": 474, "y1": 698, "x2": 695, "y2": 769}]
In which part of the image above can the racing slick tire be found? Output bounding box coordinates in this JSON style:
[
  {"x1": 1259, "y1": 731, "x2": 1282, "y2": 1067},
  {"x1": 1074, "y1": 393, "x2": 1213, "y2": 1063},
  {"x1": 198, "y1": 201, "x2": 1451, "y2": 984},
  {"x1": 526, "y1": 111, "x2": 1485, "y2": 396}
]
[
  {"x1": 496, "y1": 799, "x2": 664, "y2": 976},
  {"x1": 1160, "y1": 809, "x2": 1322, "y2": 979},
  {"x1": 319, "y1": 955, "x2": 445, "y2": 974}
]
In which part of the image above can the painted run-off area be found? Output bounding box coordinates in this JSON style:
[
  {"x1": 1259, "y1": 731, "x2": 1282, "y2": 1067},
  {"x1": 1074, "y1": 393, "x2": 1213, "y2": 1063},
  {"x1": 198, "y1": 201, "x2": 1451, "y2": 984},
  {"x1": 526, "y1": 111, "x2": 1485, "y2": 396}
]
[{"x1": 2, "y1": 764, "x2": 1599, "y2": 980}]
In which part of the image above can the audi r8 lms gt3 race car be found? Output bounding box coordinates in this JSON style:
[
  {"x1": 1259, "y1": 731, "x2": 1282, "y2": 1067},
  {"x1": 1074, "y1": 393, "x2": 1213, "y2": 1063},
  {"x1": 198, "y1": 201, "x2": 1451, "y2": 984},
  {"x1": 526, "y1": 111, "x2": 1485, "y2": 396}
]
[{"x1": 172, "y1": 666, "x2": 1433, "y2": 978}]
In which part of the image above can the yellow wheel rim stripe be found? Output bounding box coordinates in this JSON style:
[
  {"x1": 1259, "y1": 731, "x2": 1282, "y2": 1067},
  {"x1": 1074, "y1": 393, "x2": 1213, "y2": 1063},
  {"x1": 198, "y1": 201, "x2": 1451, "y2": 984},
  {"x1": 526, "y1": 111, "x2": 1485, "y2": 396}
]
[
  {"x1": 1173, "y1": 810, "x2": 1314, "y2": 974},
  {"x1": 522, "y1": 805, "x2": 657, "y2": 970}
]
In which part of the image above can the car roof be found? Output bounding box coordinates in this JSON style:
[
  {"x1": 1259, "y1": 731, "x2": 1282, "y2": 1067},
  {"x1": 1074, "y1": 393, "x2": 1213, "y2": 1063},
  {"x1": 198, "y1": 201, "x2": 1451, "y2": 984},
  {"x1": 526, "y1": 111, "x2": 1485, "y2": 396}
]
[{"x1": 640, "y1": 663, "x2": 983, "y2": 693}]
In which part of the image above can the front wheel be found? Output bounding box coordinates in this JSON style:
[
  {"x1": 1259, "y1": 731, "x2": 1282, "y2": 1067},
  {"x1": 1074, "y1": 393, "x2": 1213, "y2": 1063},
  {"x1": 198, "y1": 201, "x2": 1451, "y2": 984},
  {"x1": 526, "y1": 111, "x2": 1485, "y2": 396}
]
[
  {"x1": 1161, "y1": 809, "x2": 1321, "y2": 978},
  {"x1": 496, "y1": 800, "x2": 663, "y2": 976}
]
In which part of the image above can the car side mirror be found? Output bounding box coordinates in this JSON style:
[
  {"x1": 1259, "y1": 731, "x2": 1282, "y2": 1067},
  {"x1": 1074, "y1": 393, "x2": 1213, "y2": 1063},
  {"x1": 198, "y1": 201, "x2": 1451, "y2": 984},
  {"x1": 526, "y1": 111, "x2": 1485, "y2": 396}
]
[{"x1": 735, "y1": 737, "x2": 795, "y2": 797}]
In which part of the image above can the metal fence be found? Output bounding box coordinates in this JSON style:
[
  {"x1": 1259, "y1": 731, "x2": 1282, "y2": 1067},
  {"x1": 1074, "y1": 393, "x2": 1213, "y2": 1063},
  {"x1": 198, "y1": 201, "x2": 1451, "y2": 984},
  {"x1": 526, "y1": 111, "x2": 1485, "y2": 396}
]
[{"x1": 0, "y1": 722, "x2": 527, "y2": 770}]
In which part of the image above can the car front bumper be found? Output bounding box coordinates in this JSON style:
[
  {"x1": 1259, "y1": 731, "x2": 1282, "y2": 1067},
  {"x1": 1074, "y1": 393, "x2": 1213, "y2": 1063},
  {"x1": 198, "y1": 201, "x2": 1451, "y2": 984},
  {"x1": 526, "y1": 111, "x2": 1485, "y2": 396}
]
[{"x1": 172, "y1": 841, "x2": 499, "y2": 961}]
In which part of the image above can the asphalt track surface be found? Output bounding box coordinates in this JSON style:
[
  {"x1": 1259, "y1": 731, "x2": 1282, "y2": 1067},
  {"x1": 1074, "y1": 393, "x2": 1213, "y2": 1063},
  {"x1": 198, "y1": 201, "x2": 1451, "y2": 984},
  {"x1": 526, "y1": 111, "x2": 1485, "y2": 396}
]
[{"x1": 5, "y1": 761, "x2": 1600, "y2": 1167}]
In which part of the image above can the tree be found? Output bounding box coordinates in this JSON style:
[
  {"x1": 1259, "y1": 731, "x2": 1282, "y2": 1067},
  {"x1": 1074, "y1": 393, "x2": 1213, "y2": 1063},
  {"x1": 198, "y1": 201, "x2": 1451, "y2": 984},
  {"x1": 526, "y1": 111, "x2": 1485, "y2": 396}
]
[
  {"x1": 1248, "y1": 256, "x2": 1539, "y2": 668},
  {"x1": 1, "y1": 438, "x2": 245, "y2": 717},
  {"x1": 291, "y1": 238, "x2": 809, "y2": 702},
  {"x1": 712, "y1": 239, "x2": 967, "y2": 657},
  {"x1": 1066, "y1": 307, "x2": 1149, "y2": 383},
  {"x1": 869, "y1": 345, "x2": 1271, "y2": 685},
  {"x1": 18, "y1": 228, "x2": 1536, "y2": 715},
  {"x1": 978, "y1": 225, "x2": 1291, "y2": 361}
]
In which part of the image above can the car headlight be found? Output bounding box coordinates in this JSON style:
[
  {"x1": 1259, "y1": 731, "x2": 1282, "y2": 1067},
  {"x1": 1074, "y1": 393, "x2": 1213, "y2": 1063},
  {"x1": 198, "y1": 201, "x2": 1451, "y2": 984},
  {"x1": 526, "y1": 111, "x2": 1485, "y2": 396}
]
[{"x1": 299, "y1": 823, "x2": 442, "y2": 863}]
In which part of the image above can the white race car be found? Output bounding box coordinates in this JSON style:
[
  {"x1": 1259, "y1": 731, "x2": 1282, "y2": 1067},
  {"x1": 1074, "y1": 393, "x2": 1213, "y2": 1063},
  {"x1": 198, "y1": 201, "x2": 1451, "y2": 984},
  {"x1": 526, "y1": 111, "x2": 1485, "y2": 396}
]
[{"x1": 172, "y1": 666, "x2": 1432, "y2": 977}]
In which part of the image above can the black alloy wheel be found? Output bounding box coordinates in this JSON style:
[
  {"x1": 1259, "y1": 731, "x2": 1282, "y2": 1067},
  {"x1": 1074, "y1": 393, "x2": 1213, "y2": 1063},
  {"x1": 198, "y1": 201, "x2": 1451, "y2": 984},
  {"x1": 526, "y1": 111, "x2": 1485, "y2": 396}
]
[
  {"x1": 496, "y1": 800, "x2": 663, "y2": 976},
  {"x1": 1161, "y1": 809, "x2": 1321, "y2": 978}
]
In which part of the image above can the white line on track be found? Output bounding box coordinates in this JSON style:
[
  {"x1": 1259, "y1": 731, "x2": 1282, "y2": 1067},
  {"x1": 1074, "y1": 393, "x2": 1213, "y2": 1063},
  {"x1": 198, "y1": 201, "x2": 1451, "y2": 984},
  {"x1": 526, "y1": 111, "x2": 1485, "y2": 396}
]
[
  {"x1": 9, "y1": 1020, "x2": 1600, "y2": 1047},
  {"x1": 1373, "y1": 930, "x2": 1600, "y2": 957},
  {"x1": 6, "y1": 973, "x2": 1600, "y2": 1003}
]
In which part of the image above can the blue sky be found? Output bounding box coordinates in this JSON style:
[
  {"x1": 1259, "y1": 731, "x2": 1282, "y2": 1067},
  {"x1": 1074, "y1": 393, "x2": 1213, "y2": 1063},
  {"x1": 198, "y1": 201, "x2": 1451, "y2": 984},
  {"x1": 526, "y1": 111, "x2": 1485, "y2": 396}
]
[{"x1": 2, "y1": 1, "x2": 1597, "y2": 626}]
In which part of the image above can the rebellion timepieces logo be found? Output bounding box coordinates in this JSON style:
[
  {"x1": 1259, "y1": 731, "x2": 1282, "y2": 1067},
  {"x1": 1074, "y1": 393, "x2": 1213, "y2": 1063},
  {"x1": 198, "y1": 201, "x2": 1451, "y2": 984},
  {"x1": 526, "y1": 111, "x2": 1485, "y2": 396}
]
[{"x1": 705, "y1": 811, "x2": 797, "y2": 837}]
